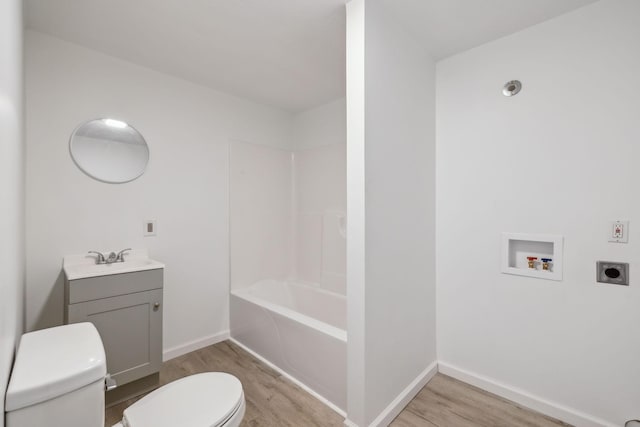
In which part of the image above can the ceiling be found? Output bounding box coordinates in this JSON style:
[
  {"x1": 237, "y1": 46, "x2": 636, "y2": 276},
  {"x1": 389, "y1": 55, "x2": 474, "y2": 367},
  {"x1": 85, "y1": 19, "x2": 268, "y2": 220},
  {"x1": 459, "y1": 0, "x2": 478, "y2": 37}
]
[
  {"x1": 380, "y1": 0, "x2": 600, "y2": 60},
  {"x1": 26, "y1": 0, "x2": 599, "y2": 112},
  {"x1": 25, "y1": 0, "x2": 347, "y2": 112}
]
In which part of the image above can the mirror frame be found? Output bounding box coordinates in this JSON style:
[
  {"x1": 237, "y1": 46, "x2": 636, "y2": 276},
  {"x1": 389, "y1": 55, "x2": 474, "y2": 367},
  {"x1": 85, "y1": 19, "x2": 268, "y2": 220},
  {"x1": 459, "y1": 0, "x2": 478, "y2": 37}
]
[{"x1": 69, "y1": 118, "x2": 150, "y2": 184}]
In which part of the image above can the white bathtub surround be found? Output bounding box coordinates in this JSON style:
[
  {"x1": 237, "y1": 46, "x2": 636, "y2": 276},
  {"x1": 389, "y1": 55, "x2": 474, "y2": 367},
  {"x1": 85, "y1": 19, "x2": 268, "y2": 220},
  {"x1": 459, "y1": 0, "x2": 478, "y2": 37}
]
[
  {"x1": 0, "y1": 1, "x2": 24, "y2": 425},
  {"x1": 292, "y1": 102, "x2": 347, "y2": 296},
  {"x1": 229, "y1": 141, "x2": 294, "y2": 289},
  {"x1": 230, "y1": 101, "x2": 347, "y2": 295},
  {"x1": 229, "y1": 99, "x2": 346, "y2": 416},
  {"x1": 436, "y1": 0, "x2": 640, "y2": 425},
  {"x1": 345, "y1": 1, "x2": 437, "y2": 425},
  {"x1": 230, "y1": 280, "x2": 346, "y2": 412},
  {"x1": 294, "y1": 145, "x2": 347, "y2": 294},
  {"x1": 320, "y1": 211, "x2": 347, "y2": 293}
]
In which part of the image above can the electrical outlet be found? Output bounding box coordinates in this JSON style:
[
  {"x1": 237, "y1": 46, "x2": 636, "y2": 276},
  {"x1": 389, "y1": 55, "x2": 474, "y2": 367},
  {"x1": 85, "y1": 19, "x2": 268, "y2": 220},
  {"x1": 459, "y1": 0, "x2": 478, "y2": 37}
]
[
  {"x1": 609, "y1": 220, "x2": 629, "y2": 243},
  {"x1": 596, "y1": 261, "x2": 629, "y2": 286}
]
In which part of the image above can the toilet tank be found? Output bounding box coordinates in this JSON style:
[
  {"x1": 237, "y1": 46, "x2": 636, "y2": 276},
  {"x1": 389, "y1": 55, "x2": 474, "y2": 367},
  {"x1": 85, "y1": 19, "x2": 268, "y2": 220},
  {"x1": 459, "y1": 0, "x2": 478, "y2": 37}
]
[{"x1": 5, "y1": 323, "x2": 107, "y2": 427}]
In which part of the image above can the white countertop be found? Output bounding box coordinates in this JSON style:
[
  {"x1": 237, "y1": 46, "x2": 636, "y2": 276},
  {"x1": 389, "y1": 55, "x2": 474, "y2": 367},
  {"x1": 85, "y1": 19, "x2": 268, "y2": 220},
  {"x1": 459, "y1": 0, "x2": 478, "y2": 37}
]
[{"x1": 63, "y1": 249, "x2": 164, "y2": 280}]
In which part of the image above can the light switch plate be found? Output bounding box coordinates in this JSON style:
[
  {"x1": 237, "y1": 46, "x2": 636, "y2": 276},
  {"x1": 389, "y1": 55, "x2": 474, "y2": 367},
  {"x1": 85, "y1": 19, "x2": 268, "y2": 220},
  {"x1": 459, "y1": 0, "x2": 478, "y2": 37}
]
[
  {"x1": 609, "y1": 221, "x2": 629, "y2": 243},
  {"x1": 144, "y1": 220, "x2": 157, "y2": 237}
]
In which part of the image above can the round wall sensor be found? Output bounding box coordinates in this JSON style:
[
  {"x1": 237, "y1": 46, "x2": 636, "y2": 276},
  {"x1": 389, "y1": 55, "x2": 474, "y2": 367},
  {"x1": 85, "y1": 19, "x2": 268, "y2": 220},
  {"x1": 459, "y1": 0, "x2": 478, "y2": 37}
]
[{"x1": 502, "y1": 80, "x2": 522, "y2": 97}]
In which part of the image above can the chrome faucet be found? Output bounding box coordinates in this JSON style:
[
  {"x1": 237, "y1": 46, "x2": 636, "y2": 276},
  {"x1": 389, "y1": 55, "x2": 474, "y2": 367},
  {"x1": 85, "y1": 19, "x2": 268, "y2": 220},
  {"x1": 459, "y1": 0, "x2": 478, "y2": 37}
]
[
  {"x1": 116, "y1": 248, "x2": 131, "y2": 262},
  {"x1": 88, "y1": 248, "x2": 132, "y2": 264},
  {"x1": 88, "y1": 251, "x2": 106, "y2": 264}
]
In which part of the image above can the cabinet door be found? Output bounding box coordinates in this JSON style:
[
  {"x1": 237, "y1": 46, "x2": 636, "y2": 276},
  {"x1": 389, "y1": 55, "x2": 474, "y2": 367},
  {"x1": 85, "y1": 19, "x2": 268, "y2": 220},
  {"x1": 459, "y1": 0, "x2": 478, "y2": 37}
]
[{"x1": 68, "y1": 289, "x2": 163, "y2": 386}]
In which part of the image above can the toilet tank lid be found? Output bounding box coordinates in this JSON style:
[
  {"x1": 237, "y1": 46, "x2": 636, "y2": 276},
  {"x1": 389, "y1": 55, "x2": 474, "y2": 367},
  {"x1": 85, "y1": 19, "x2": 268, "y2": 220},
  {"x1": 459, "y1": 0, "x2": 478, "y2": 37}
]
[{"x1": 5, "y1": 323, "x2": 107, "y2": 411}]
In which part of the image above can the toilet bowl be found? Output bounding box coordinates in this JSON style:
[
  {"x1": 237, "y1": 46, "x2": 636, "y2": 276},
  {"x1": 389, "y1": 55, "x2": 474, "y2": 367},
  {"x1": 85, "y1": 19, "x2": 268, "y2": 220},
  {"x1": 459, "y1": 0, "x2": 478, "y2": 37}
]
[{"x1": 4, "y1": 323, "x2": 245, "y2": 427}]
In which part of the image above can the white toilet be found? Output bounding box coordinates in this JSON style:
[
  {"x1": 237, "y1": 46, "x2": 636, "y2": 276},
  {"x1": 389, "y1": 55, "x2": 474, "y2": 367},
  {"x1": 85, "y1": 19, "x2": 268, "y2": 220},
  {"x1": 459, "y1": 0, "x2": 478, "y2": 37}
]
[{"x1": 4, "y1": 323, "x2": 246, "y2": 427}]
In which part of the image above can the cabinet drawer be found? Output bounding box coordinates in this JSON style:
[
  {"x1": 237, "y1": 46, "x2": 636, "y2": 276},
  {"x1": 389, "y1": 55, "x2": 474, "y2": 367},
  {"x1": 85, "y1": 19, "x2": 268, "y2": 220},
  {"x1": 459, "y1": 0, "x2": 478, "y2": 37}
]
[{"x1": 67, "y1": 268, "x2": 163, "y2": 304}]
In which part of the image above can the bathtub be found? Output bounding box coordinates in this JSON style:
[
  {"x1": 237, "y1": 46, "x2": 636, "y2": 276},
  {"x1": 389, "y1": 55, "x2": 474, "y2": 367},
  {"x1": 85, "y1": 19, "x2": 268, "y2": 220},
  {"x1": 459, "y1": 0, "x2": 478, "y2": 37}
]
[{"x1": 230, "y1": 280, "x2": 347, "y2": 413}]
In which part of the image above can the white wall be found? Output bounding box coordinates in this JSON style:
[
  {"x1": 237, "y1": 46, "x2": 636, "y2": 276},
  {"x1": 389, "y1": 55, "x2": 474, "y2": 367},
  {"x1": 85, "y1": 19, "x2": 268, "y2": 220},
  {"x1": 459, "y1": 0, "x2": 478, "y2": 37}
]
[
  {"x1": 292, "y1": 98, "x2": 346, "y2": 150},
  {"x1": 347, "y1": 0, "x2": 437, "y2": 424},
  {"x1": 345, "y1": 0, "x2": 366, "y2": 423},
  {"x1": 436, "y1": 0, "x2": 640, "y2": 425},
  {"x1": 25, "y1": 31, "x2": 292, "y2": 356},
  {"x1": 0, "y1": 1, "x2": 24, "y2": 425}
]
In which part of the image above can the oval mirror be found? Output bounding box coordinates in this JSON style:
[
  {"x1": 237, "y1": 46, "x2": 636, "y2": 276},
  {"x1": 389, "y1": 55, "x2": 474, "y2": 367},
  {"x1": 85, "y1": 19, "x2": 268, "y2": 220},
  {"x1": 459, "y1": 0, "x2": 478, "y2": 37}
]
[{"x1": 69, "y1": 118, "x2": 149, "y2": 183}]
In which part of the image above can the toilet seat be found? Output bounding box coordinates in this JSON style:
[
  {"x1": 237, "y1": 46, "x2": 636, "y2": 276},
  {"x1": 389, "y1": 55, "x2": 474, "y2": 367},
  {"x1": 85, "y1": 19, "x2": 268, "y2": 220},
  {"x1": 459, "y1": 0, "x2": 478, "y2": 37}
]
[{"x1": 119, "y1": 373, "x2": 245, "y2": 427}]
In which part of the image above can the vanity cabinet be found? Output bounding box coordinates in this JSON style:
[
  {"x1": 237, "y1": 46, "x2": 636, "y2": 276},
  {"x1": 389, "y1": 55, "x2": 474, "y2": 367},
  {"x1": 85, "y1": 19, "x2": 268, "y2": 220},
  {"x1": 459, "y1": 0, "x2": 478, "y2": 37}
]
[{"x1": 64, "y1": 268, "x2": 163, "y2": 405}]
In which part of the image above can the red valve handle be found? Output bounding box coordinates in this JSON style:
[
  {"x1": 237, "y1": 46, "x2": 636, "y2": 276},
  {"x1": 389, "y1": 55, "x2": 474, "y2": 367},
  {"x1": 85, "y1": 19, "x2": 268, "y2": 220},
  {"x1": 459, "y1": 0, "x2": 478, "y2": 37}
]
[{"x1": 527, "y1": 257, "x2": 538, "y2": 261}]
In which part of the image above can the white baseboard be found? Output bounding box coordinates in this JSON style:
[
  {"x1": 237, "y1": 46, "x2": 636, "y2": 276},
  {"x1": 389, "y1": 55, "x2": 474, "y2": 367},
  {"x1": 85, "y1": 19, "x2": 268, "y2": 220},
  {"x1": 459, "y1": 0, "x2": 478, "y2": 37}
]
[
  {"x1": 229, "y1": 337, "x2": 347, "y2": 418},
  {"x1": 163, "y1": 337, "x2": 616, "y2": 427},
  {"x1": 344, "y1": 362, "x2": 438, "y2": 427},
  {"x1": 163, "y1": 330, "x2": 230, "y2": 361},
  {"x1": 368, "y1": 361, "x2": 439, "y2": 427},
  {"x1": 438, "y1": 362, "x2": 615, "y2": 427}
]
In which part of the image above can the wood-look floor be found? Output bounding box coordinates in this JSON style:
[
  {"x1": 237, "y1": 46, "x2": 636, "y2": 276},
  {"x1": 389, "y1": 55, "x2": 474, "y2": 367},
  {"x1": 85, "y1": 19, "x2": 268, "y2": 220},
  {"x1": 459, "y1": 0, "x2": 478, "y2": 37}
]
[
  {"x1": 105, "y1": 340, "x2": 344, "y2": 427},
  {"x1": 390, "y1": 375, "x2": 570, "y2": 427},
  {"x1": 105, "y1": 341, "x2": 569, "y2": 427}
]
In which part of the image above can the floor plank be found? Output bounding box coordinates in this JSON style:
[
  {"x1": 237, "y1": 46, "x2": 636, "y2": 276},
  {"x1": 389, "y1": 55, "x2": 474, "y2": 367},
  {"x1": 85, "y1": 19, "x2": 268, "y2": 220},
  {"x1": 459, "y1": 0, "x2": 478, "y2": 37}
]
[
  {"x1": 104, "y1": 340, "x2": 344, "y2": 427},
  {"x1": 390, "y1": 374, "x2": 571, "y2": 427},
  {"x1": 106, "y1": 341, "x2": 569, "y2": 427}
]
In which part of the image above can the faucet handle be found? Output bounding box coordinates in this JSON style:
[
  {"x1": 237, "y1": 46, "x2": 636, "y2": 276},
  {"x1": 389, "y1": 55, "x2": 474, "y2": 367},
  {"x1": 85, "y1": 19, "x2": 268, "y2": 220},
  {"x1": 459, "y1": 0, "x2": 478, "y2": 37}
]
[
  {"x1": 116, "y1": 248, "x2": 132, "y2": 262},
  {"x1": 88, "y1": 251, "x2": 106, "y2": 264}
]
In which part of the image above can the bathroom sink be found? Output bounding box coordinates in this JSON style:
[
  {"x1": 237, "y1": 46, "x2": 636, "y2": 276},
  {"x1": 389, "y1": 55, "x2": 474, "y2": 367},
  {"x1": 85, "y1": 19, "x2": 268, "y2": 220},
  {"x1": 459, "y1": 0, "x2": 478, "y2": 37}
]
[{"x1": 63, "y1": 249, "x2": 164, "y2": 280}]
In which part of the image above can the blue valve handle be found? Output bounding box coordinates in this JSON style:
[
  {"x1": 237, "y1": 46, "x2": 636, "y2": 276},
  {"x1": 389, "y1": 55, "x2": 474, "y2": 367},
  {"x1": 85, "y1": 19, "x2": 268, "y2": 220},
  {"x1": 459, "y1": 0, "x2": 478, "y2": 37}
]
[{"x1": 541, "y1": 258, "x2": 552, "y2": 262}]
